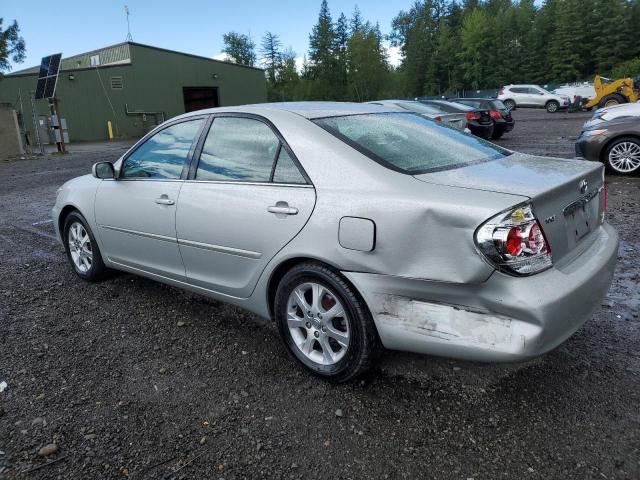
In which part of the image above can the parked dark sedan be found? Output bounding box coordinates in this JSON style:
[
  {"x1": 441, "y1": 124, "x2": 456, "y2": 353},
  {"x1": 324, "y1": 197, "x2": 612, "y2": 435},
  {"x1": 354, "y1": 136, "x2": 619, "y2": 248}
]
[
  {"x1": 575, "y1": 112, "x2": 640, "y2": 175},
  {"x1": 455, "y1": 98, "x2": 515, "y2": 139},
  {"x1": 419, "y1": 100, "x2": 494, "y2": 139}
]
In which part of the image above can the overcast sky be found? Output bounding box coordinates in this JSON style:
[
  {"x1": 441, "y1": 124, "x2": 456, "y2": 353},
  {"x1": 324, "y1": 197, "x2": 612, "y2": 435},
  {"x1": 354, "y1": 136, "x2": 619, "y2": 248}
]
[{"x1": 5, "y1": 0, "x2": 410, "y2": 72}]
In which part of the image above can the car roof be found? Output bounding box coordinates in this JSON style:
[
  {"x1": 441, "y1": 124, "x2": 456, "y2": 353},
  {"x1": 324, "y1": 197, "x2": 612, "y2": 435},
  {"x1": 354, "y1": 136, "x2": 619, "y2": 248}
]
[{"x1": 183, "y1": 101, "x2": 399, "y2": 120}]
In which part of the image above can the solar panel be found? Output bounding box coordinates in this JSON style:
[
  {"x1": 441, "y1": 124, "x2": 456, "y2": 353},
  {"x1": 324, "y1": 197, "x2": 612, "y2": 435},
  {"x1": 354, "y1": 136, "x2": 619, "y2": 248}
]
[
  {"x1": 35, "y1": 78, "x2": 47, "y2": 99},
  {"x1": 34, "y1": 53, "x2": 62, "y2": 100}
]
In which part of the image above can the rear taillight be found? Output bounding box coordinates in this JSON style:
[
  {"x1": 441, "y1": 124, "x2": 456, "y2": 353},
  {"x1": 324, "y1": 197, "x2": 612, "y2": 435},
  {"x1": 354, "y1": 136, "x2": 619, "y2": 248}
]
[
  {"x1": 489, "y1": 110, "x2": 502, "y2": 120},
  {"x1": 475, "y1": 204, "x2": 552, "y2": 275},
  {"x1": 465, "y1": 112, "x2": 481, "y2": 121},
  {"x1": 433, "y1": 115, "x2": 442, "y2": 122},
  {"x1": 498, "y1": 89, "x2": 504, "y2": 96}
]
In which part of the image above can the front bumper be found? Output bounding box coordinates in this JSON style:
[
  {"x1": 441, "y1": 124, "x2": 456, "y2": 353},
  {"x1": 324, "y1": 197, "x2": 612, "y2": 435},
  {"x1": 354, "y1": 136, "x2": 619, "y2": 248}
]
[
  {"x1": 575, "y1": 133, "x2": 610, "y2": 162},
  {"x1": 344, "y1": 223, "x2": 618, "y2": 362}
]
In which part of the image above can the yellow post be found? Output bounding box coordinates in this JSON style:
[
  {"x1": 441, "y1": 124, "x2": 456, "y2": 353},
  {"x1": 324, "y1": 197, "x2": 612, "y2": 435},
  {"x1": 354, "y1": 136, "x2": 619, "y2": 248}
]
[{"x1": 107, "y1": 121, "x2": 114, "y2": 140}]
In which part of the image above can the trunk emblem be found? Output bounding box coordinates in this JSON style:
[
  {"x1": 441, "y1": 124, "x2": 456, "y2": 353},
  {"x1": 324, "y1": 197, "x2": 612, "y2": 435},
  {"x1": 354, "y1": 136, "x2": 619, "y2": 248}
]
[{"x1": 579, "y1": 179, "x2": 588, "y2": 194}]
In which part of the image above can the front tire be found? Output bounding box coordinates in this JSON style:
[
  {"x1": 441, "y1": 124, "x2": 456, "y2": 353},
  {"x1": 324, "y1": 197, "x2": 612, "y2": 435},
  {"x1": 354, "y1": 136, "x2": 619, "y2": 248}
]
[
  {"x1": 63, "y1": 211, "x2": 109, "y2": 281},
  {"x1": 605, "y1": 137, "x2": 640, "y2": 175},
  {"x1": 274, "y1": 262, "x2": 378, "y2": 382},
  {"x1": 546, "y1": 100, "x2": 559, "y2": 113}
]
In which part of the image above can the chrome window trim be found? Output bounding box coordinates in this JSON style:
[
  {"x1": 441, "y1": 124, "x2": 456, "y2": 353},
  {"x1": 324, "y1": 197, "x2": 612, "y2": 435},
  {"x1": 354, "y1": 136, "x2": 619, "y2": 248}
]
[{"x1": 181, "y1": 179, "x2": 314, "y2": 188}]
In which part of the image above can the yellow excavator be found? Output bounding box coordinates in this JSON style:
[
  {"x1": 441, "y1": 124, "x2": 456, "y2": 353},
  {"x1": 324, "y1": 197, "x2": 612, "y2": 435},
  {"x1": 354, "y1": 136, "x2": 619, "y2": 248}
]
[{"x1": 585, "y1": 75, "x2": 639, "y2": 109}]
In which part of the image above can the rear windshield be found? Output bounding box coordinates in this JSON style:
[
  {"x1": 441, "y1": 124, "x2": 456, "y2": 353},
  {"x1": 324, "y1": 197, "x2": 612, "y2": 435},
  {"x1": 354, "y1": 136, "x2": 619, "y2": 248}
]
[
  {"x1": 314, "y1": 112, "x2": 509, "y2": 174},
  {"x1": 395, "y1": 102, "x2": 441, "y2": 115},
  {"x1": 490, "y1": 99, "x2": 507, "y2": 110},
  {"x1": 425, "y1": 101, "x2": 474, "y2": 113}
]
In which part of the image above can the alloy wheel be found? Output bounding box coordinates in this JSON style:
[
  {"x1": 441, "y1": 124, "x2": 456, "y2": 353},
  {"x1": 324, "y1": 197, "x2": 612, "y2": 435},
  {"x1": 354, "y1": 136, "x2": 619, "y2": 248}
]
[
  {"x1": 286, "y1": 282, "x2": 350, "y2": 366},
  {"x1": 68, "y1": 221, "x2": 93, "y2": 273},
  {"x1": 608, "y1": 141, "x2": 640, "y2": 173}
]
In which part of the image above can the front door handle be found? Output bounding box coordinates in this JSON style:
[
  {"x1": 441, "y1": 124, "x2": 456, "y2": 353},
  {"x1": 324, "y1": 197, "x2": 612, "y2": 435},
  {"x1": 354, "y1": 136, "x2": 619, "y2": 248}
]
[
  {"x1": 155, "y1": 195, "x2": 175, "y2": 206},
  {"x1": 268, "y1": 202, "x2": 298, "y2": 215}
]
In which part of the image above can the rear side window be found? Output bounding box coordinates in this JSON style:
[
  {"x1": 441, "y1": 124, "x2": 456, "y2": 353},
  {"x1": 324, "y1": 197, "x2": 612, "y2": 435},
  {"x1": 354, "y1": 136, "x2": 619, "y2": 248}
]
[
  {"x1": 122, "y1": 119, "x2": 204, "y2": 179},
  {"x1": 315, "y1": 113, "x2": 509, "y2": 174},
  {"x1": 197, "y1": 117, "x2": 279, "y2": 182},
  {"x1": 510, "y1": 87, "x2": 527, "y2": 94},
  {"x1": 273, "y1": 148, "x2": 306, "y2": 184}
]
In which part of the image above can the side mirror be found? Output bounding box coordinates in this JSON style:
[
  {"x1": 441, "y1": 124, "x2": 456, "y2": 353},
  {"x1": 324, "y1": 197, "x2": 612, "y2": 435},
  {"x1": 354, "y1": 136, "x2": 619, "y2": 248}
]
[{"x1": 92, "y1": 162, "x2": 116, "y2": 179}]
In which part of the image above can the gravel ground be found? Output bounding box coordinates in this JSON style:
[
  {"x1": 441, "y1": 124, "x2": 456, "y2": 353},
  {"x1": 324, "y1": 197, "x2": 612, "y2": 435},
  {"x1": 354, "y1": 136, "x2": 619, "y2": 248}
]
[{"x1": 1, "y1": 111, "x2": 639, "y2": 479}]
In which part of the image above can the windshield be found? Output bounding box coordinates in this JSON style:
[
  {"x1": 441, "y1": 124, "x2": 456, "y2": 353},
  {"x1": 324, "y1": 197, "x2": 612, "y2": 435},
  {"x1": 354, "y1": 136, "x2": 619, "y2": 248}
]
[{"x1": 314, "y1": 112, "x2": 509, "y2": 174}]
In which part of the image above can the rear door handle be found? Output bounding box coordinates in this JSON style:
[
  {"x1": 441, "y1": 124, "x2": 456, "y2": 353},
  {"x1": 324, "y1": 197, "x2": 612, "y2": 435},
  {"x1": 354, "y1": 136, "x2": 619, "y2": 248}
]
[
  {"x1": 268, "y1": 203, "x2": 298, "y2": 215},
  {"x1": 155, "y1": 195, "x2": 175, "y2": 206}
]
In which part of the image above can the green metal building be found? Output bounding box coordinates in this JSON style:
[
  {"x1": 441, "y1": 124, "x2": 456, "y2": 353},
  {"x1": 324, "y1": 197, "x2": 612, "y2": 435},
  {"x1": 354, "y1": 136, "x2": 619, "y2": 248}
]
[{"x1": 0, "y1": 42, "x2": 267, "y2": 142}]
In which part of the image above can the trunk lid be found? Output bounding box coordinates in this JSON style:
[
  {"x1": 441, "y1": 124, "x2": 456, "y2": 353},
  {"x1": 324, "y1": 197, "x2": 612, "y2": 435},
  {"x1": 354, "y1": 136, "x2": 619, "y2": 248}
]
[
  {"x1": 477, "y1": 109, "x2": 493, "y2": 125},
  {"x1": 414, "y1": 153, "x2": 605, "y2": 262},
  {"x1": 438, "y1": 113, "x2": 467, "y2": 131}
]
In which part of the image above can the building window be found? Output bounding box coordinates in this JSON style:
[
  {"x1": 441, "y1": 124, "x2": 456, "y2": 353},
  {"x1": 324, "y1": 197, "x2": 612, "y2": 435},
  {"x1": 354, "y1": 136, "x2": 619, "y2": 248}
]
[
  {"x1": 110, "y1": 76, "x2": 123, "y2": 90},
  {"x1": 90, "y1": 55, "x2": 100, "y2": 66}
]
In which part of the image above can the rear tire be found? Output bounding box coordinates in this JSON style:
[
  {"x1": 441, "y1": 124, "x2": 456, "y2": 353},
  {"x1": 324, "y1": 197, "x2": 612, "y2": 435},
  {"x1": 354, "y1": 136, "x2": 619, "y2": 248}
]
[
  {"x1": 274, "y1": 262, "x2": 378, "y2": 382},
  {"x1": 546, "y1": 100, "x2": 559, "y2": 113},
  {"x1": 63, "y1": 211, "x2": 110, "y2": 282},
  {"x1": 599, "y1": 93, "x2": 626, "y2": 109},
  {"x1": 503, "y1": 99, "x2": 516, "y2": 111},
  {"x1": 491, "y1": 130, "x2": 504, "y2": 140},
  {"x1": 604, "y1": 137, "x2": 640, "y2": 175}
]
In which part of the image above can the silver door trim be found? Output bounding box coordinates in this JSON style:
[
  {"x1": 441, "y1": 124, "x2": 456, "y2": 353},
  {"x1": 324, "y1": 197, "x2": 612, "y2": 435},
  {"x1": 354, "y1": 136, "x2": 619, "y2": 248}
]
[
  {"x1": 100, "y1": 224, "x2": 177, "y2": 243},
  {"x1": 177, "y1": 238, "x2": 263, "y2": 259}
]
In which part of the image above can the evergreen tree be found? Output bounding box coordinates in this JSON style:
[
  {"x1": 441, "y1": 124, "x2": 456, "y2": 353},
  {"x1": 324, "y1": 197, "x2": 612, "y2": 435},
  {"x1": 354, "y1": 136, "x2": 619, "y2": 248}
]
[
  {"x1": 347, "y1": 28, "x2": 389, "y2": 101},
  {"x1": 308, "y1": 0, "x2": 339, "y2": 99},
  {"x1": 458, "y1": 8, "x2": 490, "y2": 90},
  {"x1": 260, "y1": 31, "x2": 282, "y2": 84},
  {"x1": 335, "y1": 12, "x2": 350, "y2": 97},
  {"x1": 222, "y1": 32, "x2": 256, "y2": 66},
  {"x1": 350, "y1": 5, "x2": 364, "y2": 34}
]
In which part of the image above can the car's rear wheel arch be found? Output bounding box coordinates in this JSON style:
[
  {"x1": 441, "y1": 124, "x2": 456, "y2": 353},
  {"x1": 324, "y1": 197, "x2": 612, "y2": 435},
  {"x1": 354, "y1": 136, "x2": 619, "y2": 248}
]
[{"x1": 266, "y1": 257, "x2": 368, "y2": 322}]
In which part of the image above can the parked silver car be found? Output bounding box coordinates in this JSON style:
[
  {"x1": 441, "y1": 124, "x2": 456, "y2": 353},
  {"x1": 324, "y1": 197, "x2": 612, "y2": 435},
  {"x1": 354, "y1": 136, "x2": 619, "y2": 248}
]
[
  {"x1": 367, "y1": 100, "x2": 469, "y2": 132},
  {"x1": 53, "y1": 102, "x2": 618, "y2": 382},
  {"x1": 498, "y1": 84, "x2": 571, "y2": 113}
]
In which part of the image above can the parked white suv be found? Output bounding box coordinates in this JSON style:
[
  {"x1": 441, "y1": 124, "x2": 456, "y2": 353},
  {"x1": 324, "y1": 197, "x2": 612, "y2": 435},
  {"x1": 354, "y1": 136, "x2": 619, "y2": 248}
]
[{"x1": 498, "y1": 84, "x2": 571, "y2": 113}]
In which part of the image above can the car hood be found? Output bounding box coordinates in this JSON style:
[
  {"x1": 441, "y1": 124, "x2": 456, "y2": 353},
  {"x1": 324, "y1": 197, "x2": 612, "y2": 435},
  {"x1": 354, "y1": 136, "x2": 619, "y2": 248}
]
[{"x1": 413, "y1": 152, "x2": 599, "y2": 198}]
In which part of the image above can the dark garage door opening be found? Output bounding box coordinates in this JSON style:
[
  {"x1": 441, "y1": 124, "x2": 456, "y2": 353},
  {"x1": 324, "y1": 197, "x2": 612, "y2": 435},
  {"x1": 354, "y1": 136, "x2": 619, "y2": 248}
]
[{"x1": 183, "y1": 87, "x2": 219, "y2": 113}]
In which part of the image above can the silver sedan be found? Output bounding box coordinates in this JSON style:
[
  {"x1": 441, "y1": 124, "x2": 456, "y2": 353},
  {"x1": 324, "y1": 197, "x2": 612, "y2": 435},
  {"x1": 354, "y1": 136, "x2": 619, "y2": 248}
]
[{"x1": 52, "y1": 102, "x2": 618, "y2": 382}]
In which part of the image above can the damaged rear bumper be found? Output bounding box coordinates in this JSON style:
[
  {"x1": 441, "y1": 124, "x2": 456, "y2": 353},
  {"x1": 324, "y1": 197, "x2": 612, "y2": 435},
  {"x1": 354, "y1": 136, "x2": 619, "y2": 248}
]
[{"x1": 343, "y1": 223, "x2": 618, "y2": 362}]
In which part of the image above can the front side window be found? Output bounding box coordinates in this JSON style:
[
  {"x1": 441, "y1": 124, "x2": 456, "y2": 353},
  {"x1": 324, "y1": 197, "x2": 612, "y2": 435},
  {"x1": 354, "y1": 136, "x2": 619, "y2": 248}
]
[
  {"x1": 315, "y1": 113, "x2": 509, "y2": 174},
  {"x1": 196, "y1": 117, "x2": 279, "y2": 182},
  {"x1": 122, "y1": 119, "x2": 204, "y2": 179}
]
